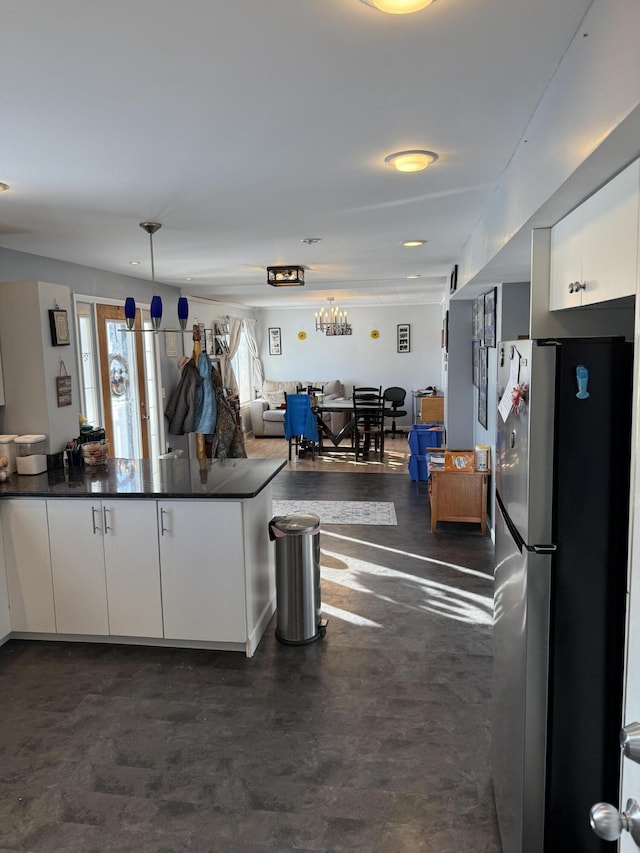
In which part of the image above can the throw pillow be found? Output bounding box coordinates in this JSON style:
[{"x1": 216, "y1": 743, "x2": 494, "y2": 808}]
[{"x1": 264, "y1": 390, "x2": 286, "y2": 410}]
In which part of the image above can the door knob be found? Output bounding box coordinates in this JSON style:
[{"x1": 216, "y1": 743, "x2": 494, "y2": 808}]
[
  {"x1": 590, "y1": 799, "x2": 640, "y2": 845},
  {"x1": 621, "y1": 722, "x2": 640, "y2": 764}
]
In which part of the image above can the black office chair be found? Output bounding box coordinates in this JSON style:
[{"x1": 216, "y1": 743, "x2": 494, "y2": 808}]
[{"x1": 383, "y1": 387, "x2": 407, "y2": 437}]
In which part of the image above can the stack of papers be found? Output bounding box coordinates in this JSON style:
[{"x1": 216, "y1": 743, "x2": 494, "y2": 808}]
[{"x1": 428, "y1": 450, "x2": 445, "y2": 470}]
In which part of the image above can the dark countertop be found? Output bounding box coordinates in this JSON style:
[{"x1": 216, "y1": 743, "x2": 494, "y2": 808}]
[{"x1": 0, "y1": 457, "x2": 287, "y2": 500}]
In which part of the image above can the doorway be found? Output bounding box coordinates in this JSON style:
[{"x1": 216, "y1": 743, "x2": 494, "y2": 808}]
[{"x1": 95, "y1": 304, "x2": 150, "y2": 458}]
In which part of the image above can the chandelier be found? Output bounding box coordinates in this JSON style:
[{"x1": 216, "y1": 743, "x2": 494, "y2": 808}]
[{"x1": 315, "y1": 298, "x2": 352, "y2": 336}]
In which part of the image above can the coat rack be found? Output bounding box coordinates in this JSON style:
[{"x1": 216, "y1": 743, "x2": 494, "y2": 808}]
[{"x1": 192, "y1": 323, "x2": 207, "y2": 471}]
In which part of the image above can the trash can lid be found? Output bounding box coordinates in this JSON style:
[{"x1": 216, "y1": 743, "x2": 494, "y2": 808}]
[{"x1": 271, "y1": 513, "x2": 320, "y2": 534}]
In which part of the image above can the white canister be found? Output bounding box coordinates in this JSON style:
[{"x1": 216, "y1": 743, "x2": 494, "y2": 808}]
[
  {"x1": 0, "y1": 434, "x2": 19, "y2": 474},
  {"x1": 15, "y1": 434, "x2": 48, "y2": 475}
]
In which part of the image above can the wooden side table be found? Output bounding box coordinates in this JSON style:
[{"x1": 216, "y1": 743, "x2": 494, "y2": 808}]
[{"x1": 429, "y1": 469, "x2": 488, "y2": 534}]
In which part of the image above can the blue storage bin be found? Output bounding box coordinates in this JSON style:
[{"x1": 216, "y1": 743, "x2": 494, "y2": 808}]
[
  {"x1": 408, "y1": 454, "x2": 428, "y2": 481},
  {"x1": 408, "y1": 424, "x2": 443, "y2": 455}
]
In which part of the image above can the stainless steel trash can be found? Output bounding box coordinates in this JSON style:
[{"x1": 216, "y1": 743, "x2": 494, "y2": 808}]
[{"x1": 269, "y1": 513, "x2": 327, "y2": 645}]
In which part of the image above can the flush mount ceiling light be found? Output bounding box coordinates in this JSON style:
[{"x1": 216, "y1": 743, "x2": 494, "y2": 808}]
[
  {"x1": 403, "y1": 240, "x2": 426, "y2": 247},
  {"x1": 360, "y1": 0, "x2": 435, "y2": 14},
  {"x1": 0, "y1": 182, "x2": 9, "y2": 192},
  {"x1": 385, "y1": 150, "x2": 439, "y2": 172},
  {"x1": 267, "y1": 265, "x2": 305, "y2": 287}
]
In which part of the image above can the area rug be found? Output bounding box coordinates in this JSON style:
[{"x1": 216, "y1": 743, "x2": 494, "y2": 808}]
[{"x1": 272, "y1": 500, "x2": 397, "y2": 526}]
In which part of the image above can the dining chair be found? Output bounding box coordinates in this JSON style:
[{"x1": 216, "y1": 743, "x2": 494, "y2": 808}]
[
  {"x1": 283, "y1": 393, "x2": 319, "y2": 460},
  {"x1": 352, "y1": 386, "x2": 384, "y2": 461}
]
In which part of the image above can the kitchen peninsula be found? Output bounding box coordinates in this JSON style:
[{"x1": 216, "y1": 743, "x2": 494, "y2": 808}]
[{"x1": 0, "y1": 457, "x2": 286, "y2": 657}]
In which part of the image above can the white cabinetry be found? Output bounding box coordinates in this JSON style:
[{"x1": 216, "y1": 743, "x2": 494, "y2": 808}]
[
  {"x1": 1, "y1": 499, "x2": 56, "y2": 632},
  {"x1": 102, "y1": 501, "x2": 163, "y2": 638},
  {"x1": 158, "y1": 500, "x2": 246, "y2": 643},
  {"x1": 0, "y1": 342, "x2": 5, "y2": 406},
  {"x1": 47, "y1": 500, "x2": 162, "y2": 637},
  {"x1": 48, "y1": 500, "x2": 109, "y2": 635},
  {"x1": 550, "y1": 159, "x2": 640, "y2": 310},
  {"x1": 0, "y1": 511, "x2": 11, "y2": 640}
]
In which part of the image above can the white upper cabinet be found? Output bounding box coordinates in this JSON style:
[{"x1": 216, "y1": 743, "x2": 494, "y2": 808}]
[{"x1": 550, "y1": 159, "x2": 640, "y2": 310}]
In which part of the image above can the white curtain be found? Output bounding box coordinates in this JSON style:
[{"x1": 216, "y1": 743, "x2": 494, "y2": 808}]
[
  {"x1": 222, "y1": 315, "x2": 242, "y2": 394},
  {"x1": 243, "y1": 318, "x2": 264, "y2": 397}
]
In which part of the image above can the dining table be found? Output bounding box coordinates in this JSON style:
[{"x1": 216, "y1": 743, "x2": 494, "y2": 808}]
[{"x1": 313, "y1": 397, "x2": 396, "y2": 458}]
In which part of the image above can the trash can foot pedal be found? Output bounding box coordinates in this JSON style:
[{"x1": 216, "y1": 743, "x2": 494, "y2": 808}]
[{"x1": 318, "y1": 618, "x2": 328, "y2": 638}]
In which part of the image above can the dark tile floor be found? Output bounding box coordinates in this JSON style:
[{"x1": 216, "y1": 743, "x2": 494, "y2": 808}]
[{"x1": 0, "y1": 472, "x2": 500, "y2": 852}]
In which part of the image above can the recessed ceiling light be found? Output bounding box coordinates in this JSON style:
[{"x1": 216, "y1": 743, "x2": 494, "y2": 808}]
[
  {"x1": 129, "y1": 260, "x2": 141, "y2": 265},
  {"x1": 406, "y1": 274, "x2": 422, "y2": 279},
  {"x1": 0, "y1": 182, "x2": 9, "y2": 192},
  {"x1": 403, "y1": 240, "x2": 426, "y2": 247},
  {"x1": 360, "y1": 0, "x2": 435, "y2": 13},
  {"x1": 185, "y1": 277, "x2": 193, "y2": 281},
  {"x1": 385, "y1": 150, "x2": 439, "y2": 172}
]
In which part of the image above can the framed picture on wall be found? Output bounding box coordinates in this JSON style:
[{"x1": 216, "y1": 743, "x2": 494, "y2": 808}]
[
  {"x1": 48, "y1": 309, "x2": 70, "y2": 346},
  {"x1": 483, "y1": 287, "x2": 497, "y2": 348},
  {"x1": 478, "y1": 346, "x2": 488, "y2": 428},
  {"x1": 472, "y1": 340, "x2": 480, "y2": 388},
  {"x1": 449, "y1": 264, "x2": 458, "y2": 295},
  {"x1": 473, "y1": 295, "x2": 484, "y2": 342},
  {"x1": 397, "y1": 323, "x2": 410, "y2": 353},
  {"x1": 268, "y1": 327, "x2": 281, "y2": 356}
]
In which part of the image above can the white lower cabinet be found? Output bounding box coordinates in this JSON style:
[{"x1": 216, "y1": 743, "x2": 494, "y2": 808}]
[
  {"x1": 102, "y1": 501, "x2": 163, "y2": 638},
  {"x1": 0, "y1": 513, "x2": 9, "y2": 640},
  {"x1": 48, "y1": 500, "x2": 109, "y2": 635},
  {"x1": 2, "y1": 499, "x2": 56, "y2": 632},
  {"x1": 0, "y1": 494, "x2": 270, "y2": 653},
  {"x1": 47, "y1": 499, "x2": 162, "y2": 637},
  {"x1": 158, "y1": 500, "x2": 246, "y2": 643}
]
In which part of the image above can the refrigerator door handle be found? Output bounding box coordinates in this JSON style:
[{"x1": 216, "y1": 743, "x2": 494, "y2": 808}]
[{"x1": 496, "y1": 492, "x2": 557, "y2": 555}]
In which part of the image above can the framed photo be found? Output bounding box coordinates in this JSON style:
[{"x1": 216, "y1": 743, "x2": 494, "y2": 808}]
[
  {"x1": 397, "y1": 323, "x2": 410, "y2": 353},
  {"x1": 472, "y1": 340, "x2": 480, "y2": 388},
  {"x1": 478, "y1": 346, "x2": 488, "y2": 429},
  {"x1": 449, "y1": 263, "x2": 458, "y2": 295},
  {"x1": 48, "y1": 309, "x2": 70, "y2": 346},
  {"x1": 483, "y1": 287, "x2": 497, "y2": 348},
  {"x1": 268, "y1": 326, "x2": 282, "y2": 356},
  {"x1": 473, "y1": 294, "x2": 484, "y2": 342}
]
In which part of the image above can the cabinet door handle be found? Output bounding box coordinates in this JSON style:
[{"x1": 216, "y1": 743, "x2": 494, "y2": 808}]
[
  {"x1": 103, "y1": 506, "x2": 112, "y2": 534},
  {"x1": 160, "y1": 507, "x2": 168, "y2": 536},
  {"x1": 91, "y1": 505, "x2": 101, "y2": 535}
]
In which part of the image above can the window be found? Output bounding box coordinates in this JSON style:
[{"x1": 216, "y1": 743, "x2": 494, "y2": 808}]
[{"x1": 232, "y1": 324, "x2": 253, "y2": 405}]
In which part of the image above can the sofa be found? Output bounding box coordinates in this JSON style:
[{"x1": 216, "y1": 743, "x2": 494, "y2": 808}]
[{"x1": 249, "y1": 379, "x2": 347, "y2": 438}]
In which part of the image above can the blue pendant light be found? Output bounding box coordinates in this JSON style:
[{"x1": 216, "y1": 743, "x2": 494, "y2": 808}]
[
  {"x1": 124, "y1": 296, "x2": 136, "y2": 330},
  {"x1": 177, "y1": 296, "x2": 189, "y2": 331},
  {"x1": 127, "y1": 222, "x2": 189, "y2": 332}
]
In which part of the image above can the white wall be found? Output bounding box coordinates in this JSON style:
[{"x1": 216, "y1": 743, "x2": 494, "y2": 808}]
[
  {"x1": 458, "y1": 0, "x2": 640, "y2": 290},
  {"x1": 257, "y1": 303, "x2": 443, "y2": 430},
  {"x1": 0, "y1": 281, "x2": 79, "y2": 451}
]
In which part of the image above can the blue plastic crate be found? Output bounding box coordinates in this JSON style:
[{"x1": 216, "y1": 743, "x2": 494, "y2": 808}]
[
  {"x1": 408, "y1": 454, "x2": 428, "y2": 481},
  {"x1": 408, "y1": 424, "x2": 443, "y2": 455}
]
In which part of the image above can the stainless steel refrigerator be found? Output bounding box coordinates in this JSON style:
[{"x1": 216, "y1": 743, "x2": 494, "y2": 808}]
[{"x1": 493, "y1": 337, "x2": 633, "y2": 853}]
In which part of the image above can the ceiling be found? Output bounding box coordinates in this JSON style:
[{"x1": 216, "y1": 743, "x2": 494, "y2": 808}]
[{"x1": 0, "y1": 0, "x2": 595, "y2": 309}]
